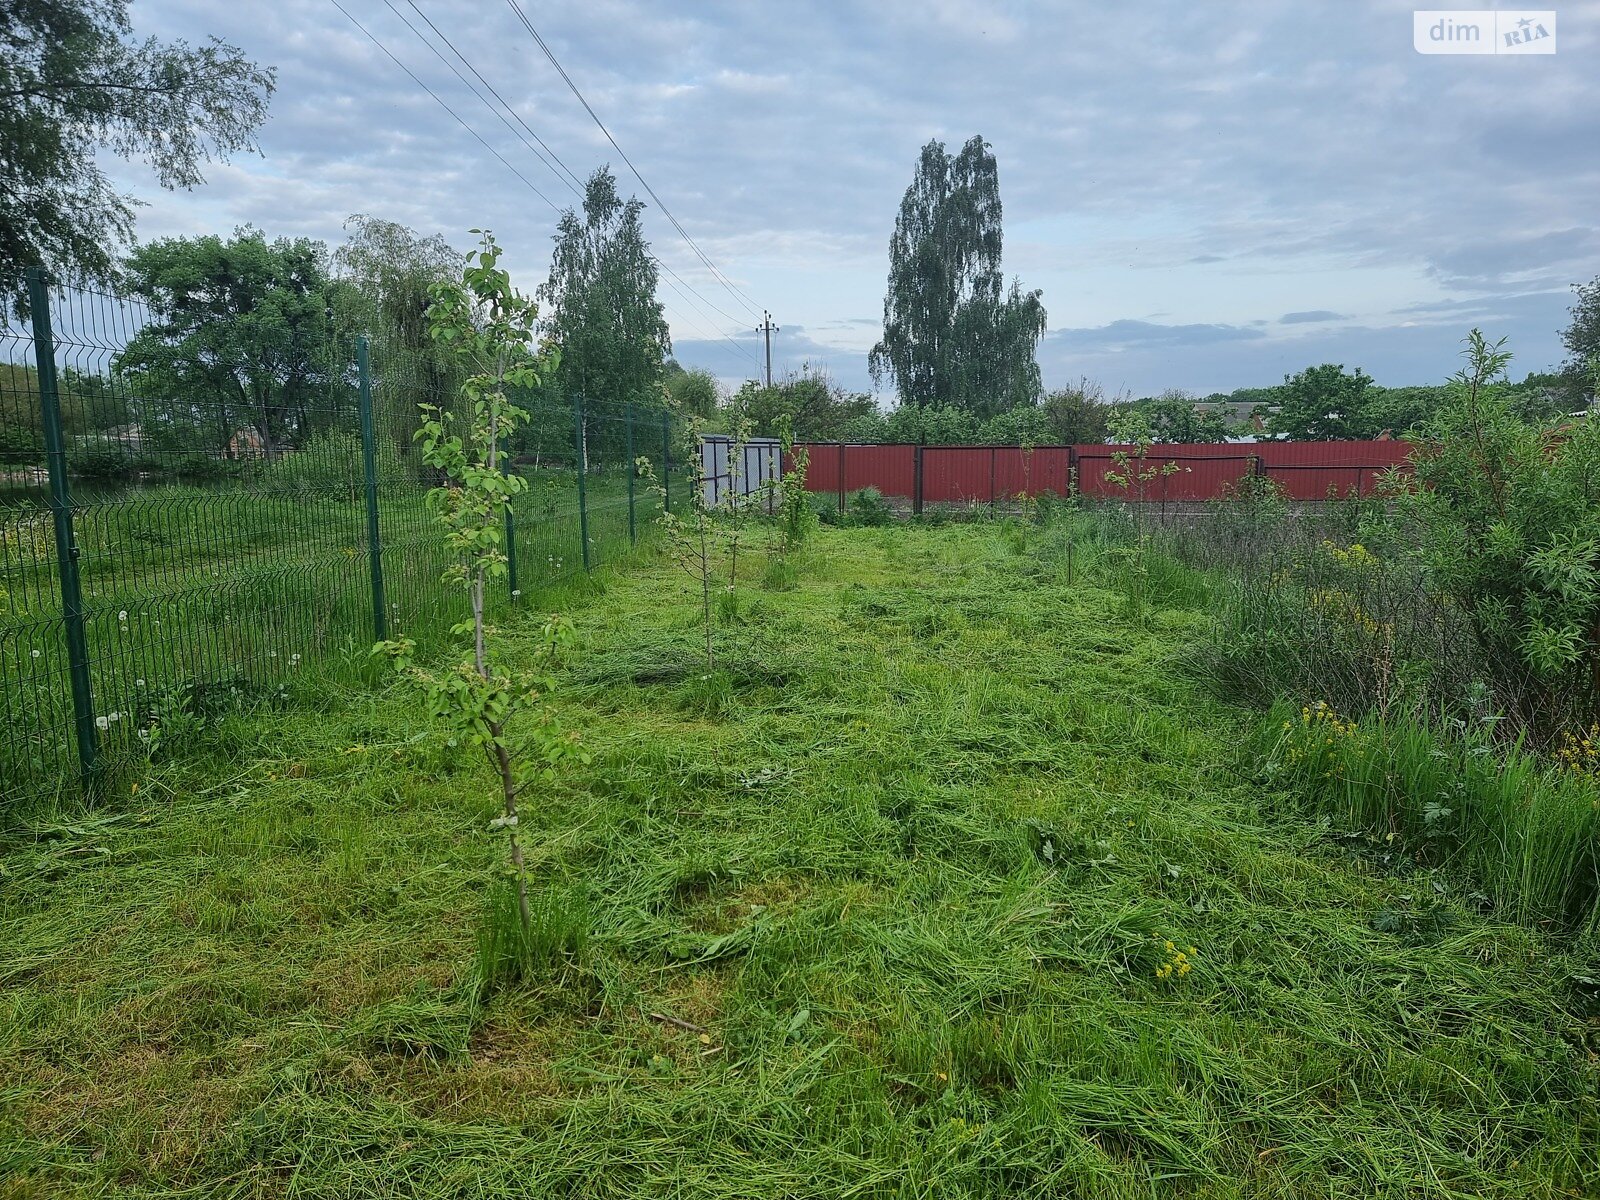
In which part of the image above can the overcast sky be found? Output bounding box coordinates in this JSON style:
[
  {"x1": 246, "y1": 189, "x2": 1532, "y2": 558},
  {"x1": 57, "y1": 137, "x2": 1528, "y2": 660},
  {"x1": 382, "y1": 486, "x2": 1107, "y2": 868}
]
[{"x1": 111, "y1": 1, "x2": 1600, "y2": 399}]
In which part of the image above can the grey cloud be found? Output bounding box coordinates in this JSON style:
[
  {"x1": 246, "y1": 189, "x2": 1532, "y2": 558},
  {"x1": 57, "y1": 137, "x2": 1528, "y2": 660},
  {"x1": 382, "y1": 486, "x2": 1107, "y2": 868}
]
[
  {"x1": 1279, "y1": 310, "x2": 1346, "y2": 324},
  {"x1": 1042, "y1": 291, "x2": 1573, "y2": 396},
  {"x1": 108, "y1": 0, "x2": 1600, "y2": 395},
  {"x1": 1048, "y1": 320, "x2": 1268, "y2": 353},
  {"x1": 1428, "y1": 229, "x2": 1600, "y2": 291}
]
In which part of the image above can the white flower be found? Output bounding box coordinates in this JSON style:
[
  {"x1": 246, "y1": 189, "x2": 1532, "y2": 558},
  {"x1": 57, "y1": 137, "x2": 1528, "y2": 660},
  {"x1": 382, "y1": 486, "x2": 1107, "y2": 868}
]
[
  {"x1": 488, "y1": 814, "x2": 519, "y2": 830},
  {"x1": 512, "y1": 589, "x2": 522, "y2": 597},
  {"x1": 118, "y1": 610, "x2": 128, "y2": 622},
  {"x1": 95, "y1": 716, "x2": 109, "y2": 730},
  {"x1": 136, "y1": 679, "x2": 146, "y2": 687},
  {"x1": 31, "y1": 649, "x2": 40, "y2": 659}
]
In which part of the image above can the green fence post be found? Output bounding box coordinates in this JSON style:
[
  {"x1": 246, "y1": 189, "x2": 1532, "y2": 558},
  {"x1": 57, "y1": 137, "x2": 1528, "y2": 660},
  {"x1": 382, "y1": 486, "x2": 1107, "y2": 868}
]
[
  {"x1": 27, "y1": 267, "x2": 97, "y2": 784},
  {"x1": 661, "y1": 410, "x2": 671, "y2": 516},
  {"x1": 625, "y1": 401, "x2": 637, "y2": 544},
  {"x1": 500, "y1": 436, "x2": 519, "y2": 600},
  {"x1": 356, "y1": 336, "x2": 387, "y2": 642},
  {"x1": 574, "y1": 392, "x2": 591, "y2": 571}
]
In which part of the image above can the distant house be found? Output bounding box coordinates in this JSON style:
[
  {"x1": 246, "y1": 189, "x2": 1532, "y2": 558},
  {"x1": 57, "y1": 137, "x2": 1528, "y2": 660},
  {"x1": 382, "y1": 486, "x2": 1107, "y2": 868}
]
[
  {"x1": 93, "y1": 423, "x2": 147, "y2": 452},
  {"x1": 229, "y1": 427, "x2": 268, "y2": 459}
]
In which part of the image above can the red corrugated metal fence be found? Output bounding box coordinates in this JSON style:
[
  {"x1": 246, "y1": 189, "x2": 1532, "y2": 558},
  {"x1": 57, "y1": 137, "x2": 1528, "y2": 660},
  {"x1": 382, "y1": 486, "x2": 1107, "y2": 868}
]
[{"x1": 788, "y1": 441, "x2": 1412, "y2": 507}]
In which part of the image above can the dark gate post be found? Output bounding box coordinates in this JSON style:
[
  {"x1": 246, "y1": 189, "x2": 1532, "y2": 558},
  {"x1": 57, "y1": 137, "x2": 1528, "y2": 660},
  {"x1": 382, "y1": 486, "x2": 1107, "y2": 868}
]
[
  {"x1": 837, "y1": 442, "x2": 846, "y2": 516},
  {"x1": 356, "y1": 336, "x2": 388, "y2": 639},
  {"x1": 913, "y1": 438, "x2": 924, "y2": 516},
  {"x1": 574, "y1": 393, "x2": 591, "y2": 571},
  {"x1": 625, "y1": 401, "x2": 637, "y2": 543},
  {"x1": 28, "y1": 267, "x2": 97, "y2": 783}
]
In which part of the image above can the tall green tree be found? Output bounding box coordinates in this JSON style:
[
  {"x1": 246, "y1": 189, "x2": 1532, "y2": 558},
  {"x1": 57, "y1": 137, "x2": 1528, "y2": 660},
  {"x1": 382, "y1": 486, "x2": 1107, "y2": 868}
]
[
  {"x1": 0, "y1": 0, "x2": 274, "y2": 309},
  {"x1": 664, "y1": 359, "x2": 720, "y2": 420},
  {"x1": 1131, "y1": 390, "x2": 1235, "y2": 443},
  {"x1": 870, "y1": 136, "x2": 1046, "y2": 418},
  {"x1": 1268, "y1": 363, "x2": 1376, "y2": 440},
  {"x1": 539, "y1": 168, "x2": 670, "y2": 461},
  {"x1": 1560, "y1": 276, "x2": 1600, "y2": 400},
  {"x1": 117, "y1": 229, "x2": 348, "y2": 454}
]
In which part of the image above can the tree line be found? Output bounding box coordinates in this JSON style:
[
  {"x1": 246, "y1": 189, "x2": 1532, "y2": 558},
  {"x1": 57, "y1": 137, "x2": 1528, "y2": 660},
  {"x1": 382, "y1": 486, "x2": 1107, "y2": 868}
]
[
  {"x1": 1, "y1": 1, "x2": 671, "y2": 476},
  {"x1": 0, "y1": 166, "x2": 674, "y2": 475},
  {"x1": 691, "y1": 358, "x2": 1588, "y2": 448},
  {"x1": 702, "y1": 133, "x2": 1594, "y2": 447}
]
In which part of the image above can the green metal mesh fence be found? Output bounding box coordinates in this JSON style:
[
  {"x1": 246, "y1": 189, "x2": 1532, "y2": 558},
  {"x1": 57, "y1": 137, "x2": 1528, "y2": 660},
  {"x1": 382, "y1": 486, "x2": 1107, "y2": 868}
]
[{"x1": 1, "y1": 271, "x2": 687, "y2": 808}]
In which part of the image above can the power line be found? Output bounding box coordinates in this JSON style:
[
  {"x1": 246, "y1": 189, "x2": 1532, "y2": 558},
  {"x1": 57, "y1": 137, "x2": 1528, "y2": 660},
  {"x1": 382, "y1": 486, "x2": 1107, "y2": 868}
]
[
  {"x1": 399, "y1": 0, "x2": 586, "y2": 195},
  {"x1": 394, "y1": 1, "x2": 764, "y2": 353},
  {"x1": 650, "y1": 254, "x2": 748, "y2": 330},
  {"x1": 327, "y1": 0, "x2": 564, "y2": 215},
  {"x1": 329, "y1": 0, "x2": 760, "y2": 371},
  {"x1": 502, "y1": 0, "x2": 766, "y2": 323},
  {"x1": 653, "y1": 261, "x2": 761, "y2": 369},
  {"x1": 380, "y1": 0, "x2": 576, "y2": 197}
]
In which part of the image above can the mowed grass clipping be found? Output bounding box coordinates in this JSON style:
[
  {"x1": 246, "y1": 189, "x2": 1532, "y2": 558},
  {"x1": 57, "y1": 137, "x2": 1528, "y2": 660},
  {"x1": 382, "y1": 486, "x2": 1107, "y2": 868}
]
[{"x1": 2, "y1": 523, "x2": 1597, "y2": 1199}]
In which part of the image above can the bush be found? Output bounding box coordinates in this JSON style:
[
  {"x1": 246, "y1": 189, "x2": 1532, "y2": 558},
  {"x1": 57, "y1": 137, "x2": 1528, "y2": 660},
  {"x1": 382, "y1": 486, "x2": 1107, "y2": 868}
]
[
  {"x1": 1397, "y1": 333, "x2": 1600, "y2": 736},
  {"x1": 258, "y1": 429, "x2": 408, "y2": 501},
  {"x1": 809, "y1": 492, "x2": 843, "y2": 526},
  {"x1": 166, "y1": 452, "x2": 241, "y2": 482},
  {"x1": 1186, "y1": 333, "x2": 1600, "y2": 748},
  {"x1": 68, "y1": 437, "x2": 136, "y2": 479},
  {"x1": 847, "y1": 487, "x2": 893, "y2": 526}
]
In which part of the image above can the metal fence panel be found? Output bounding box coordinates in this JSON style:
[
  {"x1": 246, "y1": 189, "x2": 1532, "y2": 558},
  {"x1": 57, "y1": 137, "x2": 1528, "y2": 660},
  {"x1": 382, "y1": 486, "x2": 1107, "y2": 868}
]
[{"x1": 1, "y1": 277, "x2": 685, "y2": 809}]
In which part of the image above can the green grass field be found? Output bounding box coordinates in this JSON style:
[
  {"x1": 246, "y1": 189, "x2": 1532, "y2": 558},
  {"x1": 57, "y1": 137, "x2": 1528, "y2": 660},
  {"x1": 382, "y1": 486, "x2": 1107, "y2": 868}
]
[{"x1": 2, "y1": 523, "x2": 1597, "y2": 1198}]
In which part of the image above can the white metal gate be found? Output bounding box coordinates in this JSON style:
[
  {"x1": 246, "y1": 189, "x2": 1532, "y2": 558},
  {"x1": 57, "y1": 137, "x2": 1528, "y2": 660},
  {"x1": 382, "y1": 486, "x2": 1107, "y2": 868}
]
[{"x1": 699, "y1": 435, "x2": 782, "y2": 510}]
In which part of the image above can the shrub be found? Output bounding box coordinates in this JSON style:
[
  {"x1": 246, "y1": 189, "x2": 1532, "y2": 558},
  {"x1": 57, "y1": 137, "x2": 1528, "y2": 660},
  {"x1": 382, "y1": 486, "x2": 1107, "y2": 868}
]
[
  {"x1": 68, "y1": 437, "x2": 136, "y2": 479},
  {"x1": 847, "y1": 486, "x2": 893, "y2": 526},
  {"x1": 258, "y1": 429, "x2": 407, "y2": 501},
  {"x1": 1397, "y1": 333, "x2": 1600, "y2": 736},
  {"x1": 810, "y1": 493, "x2": 843, "y2": 526},
  {"x1": 166, "y1": 452, "x2": 241, "y2": 482},
  {"x1": 1188, "y1": 334, "x2": 1600, "y2": 747}
]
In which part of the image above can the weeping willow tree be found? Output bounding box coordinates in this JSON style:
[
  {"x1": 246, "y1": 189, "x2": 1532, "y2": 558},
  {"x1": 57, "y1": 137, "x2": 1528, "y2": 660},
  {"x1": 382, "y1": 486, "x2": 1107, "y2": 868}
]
[
  {"x1": 334, "y1": 215, "x2": 464, "y2": 453},
  {"x1": 869, "y1": 136, "x2": 1046, "y2": 420}
]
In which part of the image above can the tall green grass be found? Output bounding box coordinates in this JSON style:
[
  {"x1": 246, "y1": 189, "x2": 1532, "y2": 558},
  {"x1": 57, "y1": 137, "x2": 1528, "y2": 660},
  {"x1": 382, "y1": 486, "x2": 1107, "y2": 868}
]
[{"x1": 1258, "y1": 701, "x2": 1600, "y2": 937}]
